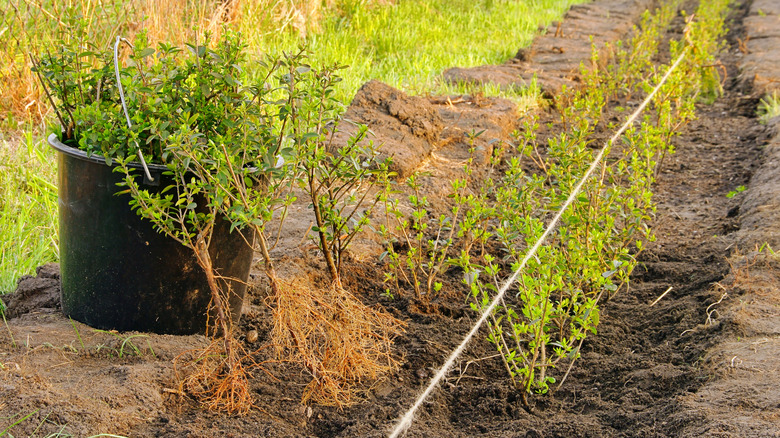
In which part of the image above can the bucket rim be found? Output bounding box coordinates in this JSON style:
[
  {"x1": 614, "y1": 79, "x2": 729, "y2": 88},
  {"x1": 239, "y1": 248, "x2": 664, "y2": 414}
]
[{"x1": 47, "y1": 133, "x2": 168, "y2": 172}]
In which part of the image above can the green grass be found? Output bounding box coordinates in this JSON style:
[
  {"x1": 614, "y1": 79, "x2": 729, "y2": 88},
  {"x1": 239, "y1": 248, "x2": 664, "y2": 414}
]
[
  {"x1": 436, "y1": 77, "x2": 544, "y2": 109},
  {"x1": 0, "y1": 0, "x2": 584, "y2": 295},
  {"x1": 0, "y1": 129, "x2": 58, "y2": 294},
  {"x1": 758, "y1": 90, "x2": 780, "y2": 124},
  {"x1": 240, "y1": 0, "x2": 585, "y2": 102}
]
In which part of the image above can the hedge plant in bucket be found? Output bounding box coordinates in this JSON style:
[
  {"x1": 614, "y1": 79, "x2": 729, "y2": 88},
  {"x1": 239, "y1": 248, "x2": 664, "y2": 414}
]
[
  {"x1": 35, "y1": 18, "x2": 403, "y2": 410},
  {"x1": 33, "y1": 23, "x2": 298, "y2": 412}
]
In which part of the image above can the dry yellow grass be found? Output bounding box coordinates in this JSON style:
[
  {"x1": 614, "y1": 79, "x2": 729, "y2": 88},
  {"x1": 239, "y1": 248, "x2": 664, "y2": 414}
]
[{"x1": 0, "y1": 0, "x2": 355, "y2": 125}]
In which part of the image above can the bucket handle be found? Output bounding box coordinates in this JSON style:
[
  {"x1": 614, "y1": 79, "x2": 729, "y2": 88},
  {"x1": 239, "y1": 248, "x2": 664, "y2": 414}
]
[{"x1": 114, "y1": 36, "x2": 154, "y2": 183}]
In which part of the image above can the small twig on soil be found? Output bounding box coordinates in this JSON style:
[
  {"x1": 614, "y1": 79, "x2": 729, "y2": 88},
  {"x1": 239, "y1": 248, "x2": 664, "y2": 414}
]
[
  {"x1": 706, "y1": 290, "x2": 728, "y2": 325},
  {"x1": 445, "y1": 353, "x2": 501, "y2": 387},
  {"x1": 49, "y1": 360, "x2": 76, "y2": 369},
  {"x1": 1, "y1": 309, "x2": 17, "y2": 348},
  {"x1": 650, "y1": 286, "x2": 674, "y2": 306},
  {"x1": 297, "y1": 222, "x2": 314, "y2": 248},
  {"x1": 736, "y1": 36, "x2": 749, "y2": 54},
  {"x1": 163, "y1": 387, "x2": 187, "y2": 396},
  {"x1": 668, "y1": 208, "x2": 683, "y2": 220}
]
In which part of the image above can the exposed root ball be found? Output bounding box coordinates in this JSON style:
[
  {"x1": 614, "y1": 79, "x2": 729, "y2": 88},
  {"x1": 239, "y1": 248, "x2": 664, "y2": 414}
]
[
  {"x1": 269, "y1": 276, "x2": 405, "y2": 406},
  {"x1": 174, "y1": 335, "x2": 265, "y2": 415}
]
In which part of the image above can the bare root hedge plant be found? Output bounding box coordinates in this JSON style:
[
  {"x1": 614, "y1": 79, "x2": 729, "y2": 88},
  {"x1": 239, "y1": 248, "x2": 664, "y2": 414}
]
[{"x1": 35, "y1": 16, "x2": 402, "y2": 411}]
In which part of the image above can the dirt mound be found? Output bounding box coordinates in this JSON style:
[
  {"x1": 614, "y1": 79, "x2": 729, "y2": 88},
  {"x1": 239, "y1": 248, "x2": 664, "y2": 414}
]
[
  {"x1": 335, "y1": 80, "x2": 444, "y2": 179},
  {"x1": 267, "y1": 81, "x2": 519, "y2": 261},
  {"x1": 737, "y1": 120, "x2": 780, "y2": 249},
  {"x1": 1, "y1": 263, "x2": 60, "y2": 318},
  {"x1": 675, "y1": 2, "x2": 780, "y2": 433},
  {"x1": 334, "y1": 80, "x2": 518, "y2": 183},
  {"x1": 432, "y1": 94, "x2": 517, "y2": 165},
  {"x1": 738, "y1": 0, "x2": 780, "y2": 95},
  {"x1": 443, "y1": 0, "x2": 656, "y2": 95},
  {"x1": 672, "y1": 250, "x2": 780, "y2": 437},
  {"x1": 0, "y1": 313, "x2": 213, "y2": 437}
]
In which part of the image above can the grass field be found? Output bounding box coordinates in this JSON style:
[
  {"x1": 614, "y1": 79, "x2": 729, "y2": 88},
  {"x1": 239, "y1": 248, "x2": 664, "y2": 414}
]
[
  {"x1": 238, "y1": 0, "x2": 583, "y2": 101},
  {"x1": 0, "y1": 0, "x2": 584, "y2": 294},
  {"x1": 0, "y1": 129, "x2": 58, "y2": 293}
]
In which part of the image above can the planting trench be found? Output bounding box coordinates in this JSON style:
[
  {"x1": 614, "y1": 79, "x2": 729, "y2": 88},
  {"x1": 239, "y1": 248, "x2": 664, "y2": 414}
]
[{"x1": 2, "y1": 0, "x2": 780, "y2": 436}]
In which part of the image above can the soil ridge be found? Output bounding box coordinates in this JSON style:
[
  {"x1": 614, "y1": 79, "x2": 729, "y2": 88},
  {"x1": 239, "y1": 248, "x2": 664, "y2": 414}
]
[
  {"x1": 442, "y1": 0, "x2": 658, "y2": 95},
  {"x1": 671, "y1": 2, "x2": 780, "y2": 434}
]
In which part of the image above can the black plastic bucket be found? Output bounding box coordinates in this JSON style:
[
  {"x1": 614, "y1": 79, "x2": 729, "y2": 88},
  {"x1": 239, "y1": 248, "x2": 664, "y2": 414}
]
[{"x1": 49, "y1": 134, "x2": 254, "y2": 335}]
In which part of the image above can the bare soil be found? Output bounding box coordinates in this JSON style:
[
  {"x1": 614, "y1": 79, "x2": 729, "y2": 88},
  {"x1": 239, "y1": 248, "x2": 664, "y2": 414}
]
[{"x1": 2, "y1": 0, "x2": 779, "y2": 437}]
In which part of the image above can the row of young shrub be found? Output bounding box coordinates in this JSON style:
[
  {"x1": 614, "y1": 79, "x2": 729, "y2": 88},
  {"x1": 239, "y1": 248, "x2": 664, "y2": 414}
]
[
  {"x1": 377, "y1": 0, "x2": 731, "y2": 402},
  {"x1": 470, "y1": 0, "x2": 730, "y2": 400}
]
